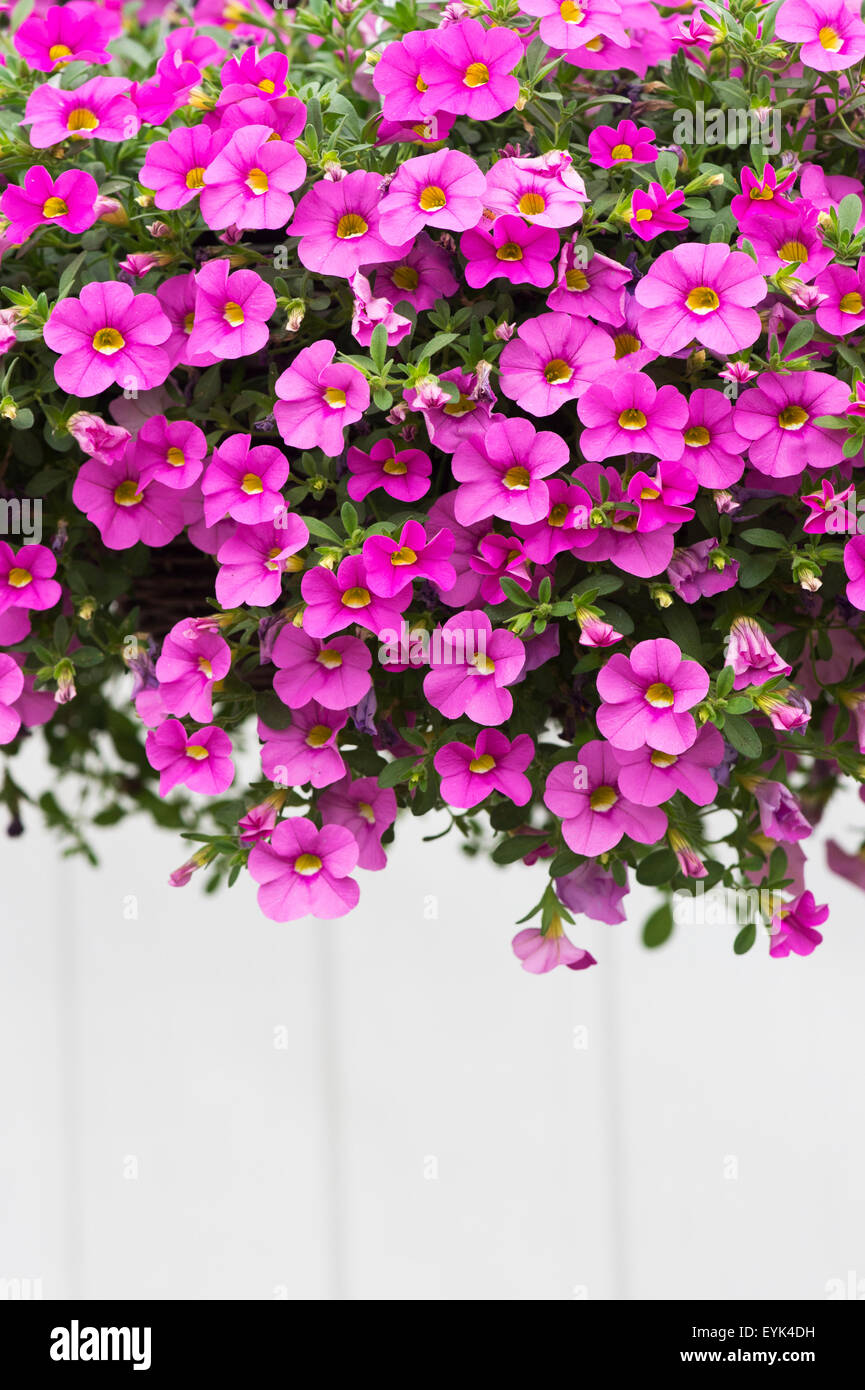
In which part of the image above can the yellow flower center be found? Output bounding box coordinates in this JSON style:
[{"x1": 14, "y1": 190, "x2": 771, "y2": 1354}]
[
  {"x1": 504, "y1": 465, "x2": 531, "y2": 490},
  {"x1": 819, "y1": 25, "x2": 842, "y2": 50},
  {"x1": 391, "y1": 546, "x2": 417, "y2": 566},
  {"x1": 750, "y1": 186, "x2": 774, "y2": 200},
  {"x1": 589, "y1": 785, "x2": 618, "y2": 812},
  {"x1": 778, "y1": 405, "x2": 809, "y2": 431},
  {"x1": 358, "y1": 801, "x2": 376, "y2": 823},
  {"x1": 419, "y1": 185, "x2": 447, "y2": 211},
  {"x1": 778, "y1": 240, "x2": 809, "y2": 263},
  {"x1": 684, "y1": 425, "x2": 711, "y2": 447},
  {"x1": 166, "y1": 447, "x2": 186, "y2": 467},
  {"x1": 618, "y1": 407, "x2": 647, "y2": 430},
  {"x1": 223, "y1": 301, "x2": 245, "y2": 326},
  {"x1": 586, "y1": 35, "x2": 604, "y2": 51},
  {"x1": 7, "y1": 567, "x2": 32, "y2": 588},
  {"x1": 613, "y1": 332, "x2": 641, "y2": 359},
  {"x1": 113, "y1": 480, "x2": 142, "y2": 506},
  {"x1": 92, "y1": 327, "x2": 125, "y2": 355},
  {"x1": 383, "y1": 457, "x2": 408, "y2": 475},
  {"x1": 544, "y1": 358, "x2": 573, "y2": 384},
  {"x1": 392, "y1": 264, "x2": 419, "y2": 291},
  {"x1": 336, "y1": 212, "x2": 369, "y2": 239},
  {"x1": 610, "y1": 143, "x2": 633, "y2": 160},
  {"x1": 184, "y1": 311, "x2": 195, "y2": 334},
  {"x1": 49, "y1": 43, "x2": 73, "y2": 60},
  {"x1": 549, "y1": 503, "x2": 568, "y2": 527},
  {"x1": 198, "y1": 657, "x2": 213, "y2": 677},
  {"x1": 565, "y1": 268, "x2": 589, "y2": 291},
  {"x1": 470, "y1": 652, "x2": 496, "y2": 675},
  {"x1": 185, "y1": 744, "x2": 210, "y2": 760},
  {"x1": 324, "y1": 388, "x2": 346, "y2": 409},
  {"x1": 294, "y1": 853, "x2": 322, "y2": 875},
  {"x1": 42, "y1": 197, "x2": 68, "y2": 218},
  {"x1": 258, "y1": 78, "x2": 276, "y2": 94},
  {"x1": 317, "y1": 648, "x2": 343, "y2": 669},
  {"x1": 246, "y1": 167, "x2": 269, "y2": 194},
  {"x1": 634, "y1": 207, "x2": 654, "y2": 222},
  {"x1": 66, "y1": 107, "x2": 99, "y2": 133},
  {"x1": 496, "y1": 241, "x2": 524, "y2": 262},
  {"x1": 416, "y1": 75, "x2": 428, "y2": 92},
  {"x1": 443, "y1": 392, "x2": 476, "y2": 416},
  {"x1": 241, "y1": 472, "x2": 263, "y2": 494},
  {"x1": 645, "y1": 681, "x2": 674, "y2": 707},
  {"x1": 265, "y1": 547, "x2": 283, "y2": 570},
  {"x1": 185, "y1": 166, "x2": 206, "y2": 190},
  {"x1": 560, "y1": 0, "x2": 584, "y2": 20},
  {"x1": 686, "y1": 285, "x2": 720, "y2": 314},
  {"x1": 464, "y1": 62, "x2": 489, "y2": 87},
  {"x1": 306, "y1": 724, "x2": 333, "y2": 748},
  {"x1": 518, "y1": 192, "x2": 545, "y2": 216},
  {"x1": 469, "y1": 754, "x2": 496, "y2": 774},
  {"x1": 650, "y1": 750, "x2": 678, "y2": 767},
  {"x1": 841, "y1": 291, "x2": 863, "y2": 314},
  {"x1": 341, "y1": 586, "x2": 371, "y2": 608}
]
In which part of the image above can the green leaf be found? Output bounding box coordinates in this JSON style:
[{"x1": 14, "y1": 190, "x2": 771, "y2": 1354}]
[
  {"x1": 642, "y1": 903, "x2": 674, "y2": 948},
  {"x1": 782, "y1": 319, "x2": 813, "y2": 356},
  {"x1": 492, "y1": 835, "x2": 546, "y2": 865},
  {"x1": 636, "y1": 849, "x2": 677, "y2": 887},
  {"x1": 839, "y1": 193, "x2": 863, "y2": 237},
  {"x1": 733, "y1": 923, "x2": 757, "y2": 955},
  {"x1": 716, "y1": 664, "x2": 735, "y2": 698},
  {"x1": 662, "y1": 604, "x2": 702, "y2": 659},
  {"x1": 738, "y1": 552, "x2": 778, "y2": 588},
  {"x1": 369, "y1": 323, "x2": 388, "y2": 374},
  {"x1": 300, "y1": 516, "x2": 341, "y2": 544},
  {"x1": 723, "y1": 712, "x2": 763, "y2": 759},
  {"x1": 499, "y1": 576, "x2": 534, "y2": 608},
  {"x1": 378, "y1": 755, "x2": 422, "y2": 789},
  {"x1": 340, "y1": 501, "x2": 358, "y2": 535},
  {"x1": 740, "y1": 527, "x2": 787, "y2": 549}
]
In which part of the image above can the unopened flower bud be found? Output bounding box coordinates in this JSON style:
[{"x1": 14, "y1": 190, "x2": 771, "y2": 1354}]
[{"x1": 649, "y1": 585, "x2": 673, "y2": 608}]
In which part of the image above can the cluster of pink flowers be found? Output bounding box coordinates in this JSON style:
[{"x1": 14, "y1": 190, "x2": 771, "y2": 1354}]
[{"x1": 5, "y1": 0, "x2": 865, "y2": 974}]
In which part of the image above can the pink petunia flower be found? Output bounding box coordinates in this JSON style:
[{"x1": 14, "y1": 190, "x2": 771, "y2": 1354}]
[
  {"x1": 775, "y1": 0, "x2": 865, "y2": 72},
  {"x1": 743, "y1": 206, "x2": 833, "y2": 283},
  {"x1": 677, "y1": 387, "x2": 749, "y2": 488},
  {"x1": 289, "y1": 169, "x2": 412, "y2": 279},
  {"x1": 14, "y1": 2, "x2": 115, "y2": 70},
  {"x1": 215, "y1": 515, "x2": 308, "y2": 607},
  {"x1": 72, "y1": 452, "x2": 186, "y2": 550},
  {"x1": 201, "y1": 434, "x2": 290, "y2": 528},
  {"x1": 270, "y1": 625, "x2": 372, "y2": 711},
  {"x1": 301, "y1": 554, "x2": 410, "y2": 639},
  {"x1": 274, "y1": 340, "x2": 370, "y2": 454},
  {"x1": 145, "y1": 720, "x2": 235, "y2": 796},
  {"x1": 667, "y1": 540, "x2": 739, "y2": 603},
  {"x1": 349, "y1": 270, "x2": 411, "y2": 348},
  {"x1": 814, "y1": 258, "x2": 865, "y2": 334},
  {"x1": 362, "y1": 520, "x2": 455, "y2": 598},
  {"x1": 753, "y1": 781, "x2": 812, "y2": 843},
  {"x1": 218, "y1": 43, "x2": 290, "y2": 102},
  {"x1": 460, "y1": 213, "x2": 559, "y2": 289},
  {"x1": 512, "y1": 478, "x2": 592, "y2": 564},
  {"x1": 23, "y1": 76, "x2": 139, "y2": 148},
  {"x1": 630, "y1": 182, "x2": 688, "y2": 240},
  {"x1": 247, "y1": 817, "x2": 360, "y2": 921},
  {"x1": 0, "y1": 166, "x2": 99, "y2": 244},
  {"x1": 610, "y1": 723, "x2": 724, "y2": 807},
  {"x1": 469, "y1": 533, "x2": 532, "y2": 606},
  {"x1": 200, "y1": 124, "x2": 306, "y2": 230},
  {"x1": 544, "y1": 739, "x2": 668, "y2": 856},
  {"x1": 372, "y1": 232, "x2": 460, "y2": 312},
  {"x1": 0, "y1": 653, "x2": 24, "y2": 745},
  {"x1": 844, "y1": 534, "x2": 865, "y2": 609},
  {"x1": 596, "y1": 637, "x2": 710, "y2": 754},
  {"x1": 511, "y1": 923, "x2": 597, "y2": 975},
  {"x1": 378, "y1": 148, "x2": 486, "y2": 244},
  {"x1": 498, "y1": 311, "x2": 614, "y2": 416},
  {"x1": 423, "y1": 610, "x2": 525, "y2": 725},
  {"x1": 730, "y1": 164, "x2": 797, "y2": 226},
  {"x1": 130, "y1": 415, "x2": 208, "y2": 491},
  {"x1": 517, "y1": 0, "x2": 628, "y2": 50},
  {"x1": 0, "y1": 542, "x2": 61, "y2": 616},
  {"x1": 237, "y1": 802, "x2": 278, "y2": 846},
  {"x1": 588, "y1": 118, "x2": 659, "y2": 169},
  {"x1": 451, "y1": 416, "x2": 569, "y2": 526},
  {"x1": 213, "y1": 93, "x2": 307, "y2": 143},
  {"x1": 577, "y1": 370, "x2": 688, "y2": 460},
  {"x1": 802, "y1": 479, "x2": 855, "y2": 534},
  {"x1": 372, "y1": 30, "x2": 437, "y2": 122},
  {"x1": 734, "y1": 370, "x2": 850, "y2": 478},
  {"x1": 67, "y1": 411, "x2": 130, "y2": 465},
  {"x1": 318, "y1": 774, "x2": 397, "y2": 871},
  {"x1": 484, "y1": 150, "x2": 587, "y2": 228},
  {"x1": 156, "y1": 272, "x2": 220, "y2": 370},
  {"x1": 187, "y1": 258, "x2": 276, "y2": 360},
  {"x1": 634, "y1": 243, "x2": 766, "y2": 354},
  {"x1": 556, "y1": 859, "x2": 630, "y2": 924},
  {"x1": 155, "y1": 619, "x2": 232, "y2": 723},
  {"x1": 769, "y1": 891, "x2": 828, "y2": 959},
  {"x1": 346, "y1": 438, "x2": 431, "y2": 502},
  {"x1": 43, "y1": 281, "x2": 171, "y2": 396},
  {"x1": 404, "y1": 367, "x2": 504, "y2": 452},
  {"x1": 421, "y1": 19, "x2": 522, "y2": 121},
  {"x1": 434, "y1": 728, "x2": 534, "y2": 809},
  {"x1": 547, "y1": 244, "x2": 632, "y2": 324},
  {"x1": 725, "y1": 616, "x2": 792, "y2": 690},
  {"x1": 259, "y1": 701, "x2": 347, "y2": 789},
  {"x1": 139, "y1": 125, "x2": 229, "y2": 211},
  {"x1": 569, "y1": 462, "x2": 676, "y2": 578}
]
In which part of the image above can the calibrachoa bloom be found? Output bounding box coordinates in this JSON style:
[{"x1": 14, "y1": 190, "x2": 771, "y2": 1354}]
[
  {"x1": 289, "y1": 170, "x2": 411, "y2": 278},
  {"x1": 301, "y1": 554, "x2": 410, "y2": 639},
  {"x1": 734, "y1": 370, "x2": 850, "y2": 477},
  {"x1": 0, "y1": 544, "x2": 62, "y2": 616},
  {"x1": 271, "y1": 626, "x2": 373, "y2": 712},
  {"x1": 131, "y1": 415, "x2": 208, "y2": 490},
  {"x1": 259, "y1": 702, "x2": 347, "y2": 789},
  {"x1": 201, "y1": 434, "x2": 290, "y2": 527},
  {"x1": 547, "y1": 245, "x2": 631, "y2": 323},
  {"x1": 187, "y1": 259, "x2": 276, "y2": 360},
  {"x1": 378, "y1": 148, "x2": 487, "y2": 243},
  {"x1": 460, "y1": 214, "x2": 559, "y2": 289},
  {"x1": 215, "y1": 515, "x2": 309, "y2": 607},
  {"x1": 247, "y1": 818, "x2": 360, "y2": 921},
  {"x1": 498, "y1": 312, "x2": 614, "y2": 415},
  {"x1": 629, "y1": 182, "x2": 688, "y2": 241},
  {"x1": 451, "y1": 417, "x2": 569, "y2": 525},
  {"x1": 346, "y1": 439, "x2": 432, "y2": 503},
  {"x1": 0, "y1": 654, "x2": 24, "y2": 745},
  {"x1": 588, "y1": 119, "x2": 659, "y2": 169},
  {"x1": 423, "y1": 611, "x2": 526, "y2": 724},
  {"x1": 511, "y1": 923, "x2": 597, "y2": 975},
  {"x1": 274, "y1": 340, "x2": 370, "y2": 454},
  {"x1": 596, "y1": 638, "x2": 710, "y2": 754},
  {"x1": 577, "y1": 371, "x2": 688, "y2": 460},
  {"x1": 318, "y1": 775, "x2": 397, "y2": 870},
  {"x1": 0, "y1": 166, "x2": 99, "y2": 243},
  {"x1": 517, "y1": 0, "x2": 629, "y2": 52},
  {"x1": 544, "y1": 740, "x2": 668, "y2": 856},
  {"x1": 610, "y1": 724, "x2": 724, "y2": 807},
  {"x1": 813, "y1": 259, "x2": 865, "y2": 334},
  {"x1": 775, "y1": 0, "x2": 865, "y2": 72},
  {"x1": 725, "y1": 617, "x2": 792, "y2": 689},
  {"x1": 23, "y1": 76, "x2": 139, "y2": 148},
  {"x1": 633, "y1": 244, "x2": 766, "y2": 354},
  {"x1": 434, "y1": 729, "x2": 534, "y2": 809},
  {"x1": 676, "y1": 388, "x2": 750, "y2": 489},
  {"x1": 155, "y1": 619, "x2": 232, "y2": 723},
  {"x1": 145, "y1": 720, "x2": 235, "y2": 796},
  {"x1": 372, "y1": 233, "x2": 460, "y2": 312},
  {"x1": 420, "y1": 20, "x2": 522, "y2": 121},
  {"x1": 14, "y1": 2, "x2": 116, "y2": 71},
  {"x1": 484, "y1": 151, "x2": 587, "y2": 228},
  {"x1": 140, "y1": 125, "x2": 228, "y2": 210},
  {"x1": 43, "y1": 281, "x2": 171, "y2": 395},
  {"x1": 200, "y1": 124, "x2": 306, "y2": 230},
  {"x1": 362, "y1": 520, "x2": 455, "y2": 597}
]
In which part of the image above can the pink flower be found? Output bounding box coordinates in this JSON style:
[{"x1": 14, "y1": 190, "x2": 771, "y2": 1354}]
[
  {"x1": 667, "y1": 540, "x2": 739, "y2": 603},
  {"x1": 517, "y1": 0, "x2": 628, "y2": 51},
  {"x1": 301, "y1": 554, "x2": 410, "y2": 639},
  {"x1": 139, "y1": 125, "x2": 228, "y2": 210},
  {"x1": 469, "y1": 534, "x2": 531, "y2": 605},
  {"x1": 67, "y1": 411, "x2": 130, "y2": 464},
  {"x1": 420, "y1": 19, "x2": 522, "y2": 121},
  {"x1": 544, "y1": 739, "x2": 668, "y2": 855},
  {"x1": 775, "y1": 0, "x2": 865, "y2": 71},
  {"x1": 460, "y1": 213, "x2": 559, "y2": 288},
  {"x1": 423, "y1": 610, "x2": 525, "y2": 725},
  {"x1": 844, "y1": 534, "x2": 865, "y2": 609},
  {"x1": 372, "y1": 232, "x2": 459, "y2": 312},
  {"x1": 270, "y1": 626, "x2": 372, "y2": 711},
  {"x1": 611, "y1": 723, "x2": 724, "y2": 807},
  {"x1": 769, "y1": 891, "x2": 827, "y2": 959},
  {"x1": 72, "y1": 452, "x2": 186, "y2": 550},
  {"x1": 570, "y1": 462, "x2": 676, "y2": 578},
  {"x1": 434, "y1": 728, "x2": 534, "y2": 809},
  {"x1": 24, "y1": 76, "x2": 139, "y2": 148},
  {"x1": 128, "y1": 415, "x2": 205, "y2": 492},
  {"x1": 512, "y1": 478, "x2": 592, "y2": 563},
  {"x1": 145, "y1": 720, "x2": 235, "y2": 796},
  {"x1": 200, "y1": 124, "x2": 306, "y2": 230},
  {"x1": 318, "y1": 774, "x2": 397, "y2": 870},
  {"x1": 362, "y1": 520, "x2": 455, "y2": 598},
  {"x1": 734, "y1": 370, "x2": 850, "y2": 478},
  {"x1": 218, "y1": 43, "x2": 290, "y2": 102},
  {"x1": 349, "y1": 270, "x2": 411, "y2": 348},
  {"x1": 556, "y1": 861, "x2": 629, "y2": 924},
  {"x1": 378, "y1": 148, "x2": 486, "y2": 244},
  {"x1": 753, "y1": 781, "x2": 811, "y2": 843},
  {"x1": 0, "y1": 652, "x2": 24, "y2": 745},
  {"x1": 201, "y1": 434, "x2": 290, "y2": 527},
  {"x1": 630, "y1": 182, "x2": 688, "y2": 240},
  {"x1": 155, "y1": 619, "x2": 231, "y2": 722},
  {"x1": 214, "y1": 93, "x2": 307, "y2": 143},
  {"x1": 289, "y1": 170, "x2": 411, "y2": 278},
  {"x1": 678, "y1": 388, "x2": 749, "y2": 488},
  {"x1": 14, "y1": 2, "x2": 115, "y2": 70},
  {"x1": 596, "y1": 637, "x2": 710, "y2": 754},
  {"x1": 404, "y1": 367, "x2": 503, "y2": 452},
  {"x1": 743, "y1": 207, "x2": 833, "y2": 283},
  {"x1": 484, "y1": 150, "x2": 587, "y2": 228},
  {"x1": 259, "y1": 701, "x2": 347, "y2": 788},
  {"x1": 346, "y1": 438, "x2": 431, "y2": 503},
  {"x1": 156, "y1": 272, "x2": 220, "y2": 370},
  {"x1": 248, "y1": 817, "x2": 360, "y2": 921},
  {"x1": 215, "y1": 515, "x2": 308, "y2": 607},
  {"x1": 814, "y1": 258, "x2": 865, "y2": 334},
  {"x1": 499, "y1": 311, "x2": 614, "y2": 416},
  {"x1": 372, "y1": 30, "x2": 437, "y2": 122},
  {"x1": 588, "y1": 118, "x2": 659, "y2": 169},
  {"x1": 0, "y1": 543, "x2": 62, "y2": 617},
  {"x1": 511, "y1": 923, "x2": 597, "y2": 975},
  {"x1": 634, "y1": 243, "x2": 766, "y2": 354},
  {"x1": 578, "y1": 615, "x2": 623, "y2": 648},
  {"x1": 725, "y1": 616, "x2": 792, "y2": 690},
  {"x1": 274, "y1": 340, "x2": 369, "y2": 454},
  {"x1": 188, "y1": 258, "x2": 276, "y2": 360},
  {"x1": 452, "y1": 416, "x2": 569, "y2": 526},
  {"x1": 237, "y1": 802, "x2": 278, "y2": 846},
  {"x1": 0, "y1": 165, "x2": 99, "y2": 244},
  {"x1": 730, "y1": 164, "x2": 797, "y2": 226},
  {"x1": 43, "y1": 281, "x2": 171, "y2": 396},
  {"x1": 547, "y1": 245, "x2": 631, "y2": 324},
  {"x1": 802, "y1": 479, "x2": 855, "y2": 533},
  {"x1": 578, "y1": 370, "x2": 688, "y2": 460}
]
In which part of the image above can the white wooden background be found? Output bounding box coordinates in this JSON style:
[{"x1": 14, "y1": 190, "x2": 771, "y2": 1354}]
[{"x1": 2, "y1": 738, "x2": 865, "y2": 1301}]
